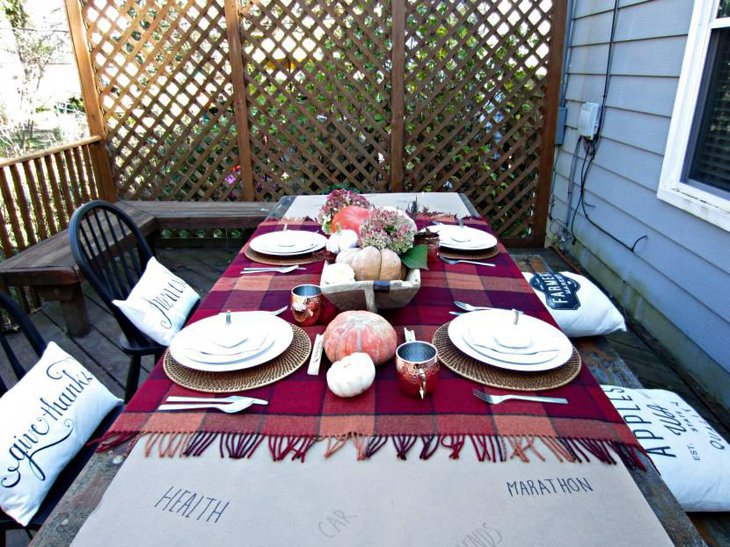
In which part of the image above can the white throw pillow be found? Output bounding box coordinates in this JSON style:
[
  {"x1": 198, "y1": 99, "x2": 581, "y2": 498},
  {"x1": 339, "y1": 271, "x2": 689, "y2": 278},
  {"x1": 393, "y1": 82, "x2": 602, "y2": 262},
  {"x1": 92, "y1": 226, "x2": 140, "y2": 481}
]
[
  {"x1": 113, "y1": 257, "x2": 199, "y2": 346},
  {"x1": 602, "y1": 385, "x2": 730, "y2": 511},
  {"x1": 0, "y1": 342, "x2": 122, "y2": 525},
  {"x1": 523, "y1": 271, "x2": 626, "y2": 337}
]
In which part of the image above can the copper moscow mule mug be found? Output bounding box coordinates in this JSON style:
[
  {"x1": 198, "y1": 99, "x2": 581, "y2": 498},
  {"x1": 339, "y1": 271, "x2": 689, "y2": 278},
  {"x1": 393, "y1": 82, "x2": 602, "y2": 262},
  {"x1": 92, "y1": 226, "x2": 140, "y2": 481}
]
[
  {"x1": 395, "y1": 341, "x2": 440, "y2": 399},
  {"x1": 290, "y1": 284, "x2": 323, "y2": 326}
]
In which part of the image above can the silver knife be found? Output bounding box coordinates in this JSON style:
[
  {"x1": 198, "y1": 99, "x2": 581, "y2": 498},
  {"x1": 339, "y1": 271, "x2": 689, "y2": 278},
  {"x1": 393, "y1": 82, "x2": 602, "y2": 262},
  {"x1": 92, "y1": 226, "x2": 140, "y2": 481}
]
[
  {"x1": 307, "y1": 333, "x2": 324, "y2": 376},
  {"x1": 165, "y1": 395, "x2": 268, "y2": 405}
]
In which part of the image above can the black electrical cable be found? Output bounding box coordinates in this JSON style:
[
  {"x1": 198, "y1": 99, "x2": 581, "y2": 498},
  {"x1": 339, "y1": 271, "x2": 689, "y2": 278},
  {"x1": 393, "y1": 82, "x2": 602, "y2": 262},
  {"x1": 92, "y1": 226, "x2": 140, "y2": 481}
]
[
  {"x1": 571, "y1": 137, "x2": 648, "y2": 252},
  {"x1": 569, "y1": 0, "x2": 648, "y2": 253},
  {"x1": 594, "y1": 0, "x2": 621, "y2": 141}
]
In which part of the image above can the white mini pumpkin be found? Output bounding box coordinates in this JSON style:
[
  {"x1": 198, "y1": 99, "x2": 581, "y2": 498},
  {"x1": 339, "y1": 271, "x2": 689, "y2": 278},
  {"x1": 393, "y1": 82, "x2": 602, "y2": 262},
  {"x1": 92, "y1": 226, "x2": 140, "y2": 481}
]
[
  {"x1": 321, "y1": 262, "x2": 356, "y2": 285},
  {"x1": 326, "y1": 229, "x2": 359, "y2": 254},
  {"x1": 326, "y1": 352, "x2": 376, "y2": 398}
]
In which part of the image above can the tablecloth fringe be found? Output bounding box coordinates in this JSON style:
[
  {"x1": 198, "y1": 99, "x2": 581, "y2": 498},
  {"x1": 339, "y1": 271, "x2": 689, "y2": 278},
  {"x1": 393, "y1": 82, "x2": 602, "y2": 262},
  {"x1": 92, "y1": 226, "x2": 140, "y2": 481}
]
[{"x1": 96, "y1": 431, "x2": 647, "y2": 469}]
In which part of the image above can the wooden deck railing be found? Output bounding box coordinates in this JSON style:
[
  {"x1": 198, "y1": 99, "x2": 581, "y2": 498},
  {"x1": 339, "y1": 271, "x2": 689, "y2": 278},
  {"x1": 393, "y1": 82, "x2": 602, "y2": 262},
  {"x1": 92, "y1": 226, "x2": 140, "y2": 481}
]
[{"x1": 0, "y1": 136, "x2": 111, "y2": 260}]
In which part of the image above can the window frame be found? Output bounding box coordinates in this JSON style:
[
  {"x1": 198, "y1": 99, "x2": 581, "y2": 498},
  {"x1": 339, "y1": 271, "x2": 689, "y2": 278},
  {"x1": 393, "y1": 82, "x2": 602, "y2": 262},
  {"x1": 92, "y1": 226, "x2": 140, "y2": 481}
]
[{"x1": 658, "y1": 0, "x2": 730, "y2": 232}]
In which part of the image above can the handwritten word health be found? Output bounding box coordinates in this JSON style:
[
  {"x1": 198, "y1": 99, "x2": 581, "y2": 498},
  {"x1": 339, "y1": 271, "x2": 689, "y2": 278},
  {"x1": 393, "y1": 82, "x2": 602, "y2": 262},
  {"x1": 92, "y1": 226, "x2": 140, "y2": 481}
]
[{"x1": 155, "y1": 486, "x2": 230, "y2": 524}]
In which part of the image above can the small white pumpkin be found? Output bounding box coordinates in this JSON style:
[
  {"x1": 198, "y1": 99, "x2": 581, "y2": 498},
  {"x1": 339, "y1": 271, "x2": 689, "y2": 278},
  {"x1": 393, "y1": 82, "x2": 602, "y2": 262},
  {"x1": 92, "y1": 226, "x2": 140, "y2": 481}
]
[
  {"x1": 321, "y1": 262, "x2": 356, "y2": 285},
  {"x1": 326, "y1": 229, "x2": 359, "y2": 254},
  {"x1": 326, "y1": 352, "x2": 376, "y2": 398}
]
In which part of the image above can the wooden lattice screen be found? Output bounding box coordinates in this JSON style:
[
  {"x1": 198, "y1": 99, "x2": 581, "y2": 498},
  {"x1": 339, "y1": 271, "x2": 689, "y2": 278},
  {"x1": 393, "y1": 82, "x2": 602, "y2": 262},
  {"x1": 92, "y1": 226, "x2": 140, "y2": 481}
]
[
  {"x1": 402, "y1": 0, "x2": 558, "y2": 240},
  {"x1": 77, "y1": 0, "x2": 241, "y2": 201},
  {"x1": 239, "y1": 0, "x2": 392, "y2": 201},
  {"x1": 71, "y1": 0, "x2": 564, "y2": 245}
]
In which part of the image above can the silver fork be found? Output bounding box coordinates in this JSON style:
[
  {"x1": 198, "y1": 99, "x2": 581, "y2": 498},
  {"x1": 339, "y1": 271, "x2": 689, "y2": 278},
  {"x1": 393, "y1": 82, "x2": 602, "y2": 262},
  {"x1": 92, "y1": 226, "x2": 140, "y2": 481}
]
[
  {"x1": 440, "y1": 256, "x2": 495, "y2": 267},
  {"x1": 473, "y1": 389, "x2": 568, "y2": 405}
]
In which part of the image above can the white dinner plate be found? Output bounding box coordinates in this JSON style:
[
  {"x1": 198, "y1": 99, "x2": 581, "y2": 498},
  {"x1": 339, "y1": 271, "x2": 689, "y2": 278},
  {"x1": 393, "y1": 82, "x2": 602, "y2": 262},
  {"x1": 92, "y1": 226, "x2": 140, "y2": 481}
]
[
  {"x1": 182, "y1": 335, "x2": 275, "y2": 365},
  {"x1": 169, "y1": 311, "x2": 293, "y2": 372},
  {"x1": 463, "y1": 335, "x2": 556, "y2": 365},
  {"x1": 249, "y1": 230, "x2": 327, "y2": 256},
  {"x1": 448, "y1": 309, "x2": 573, "y2": 372},
  {"x1": 429, "y1": 225, "x2": 498, "y2": 250}
]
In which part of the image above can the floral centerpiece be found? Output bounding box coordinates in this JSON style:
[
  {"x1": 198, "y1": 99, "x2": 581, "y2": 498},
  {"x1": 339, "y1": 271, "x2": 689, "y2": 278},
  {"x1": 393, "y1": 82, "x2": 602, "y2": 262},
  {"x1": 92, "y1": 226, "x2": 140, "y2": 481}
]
[
  {"x1": 360, "y1": 207, "x2": 416, "y2": 255},
  {"x1": 317, "y1": 189, "x2": 371, "y2": 234},
  {"x1": 318, "y1": 191, "x2": 428, "y2": 312}
]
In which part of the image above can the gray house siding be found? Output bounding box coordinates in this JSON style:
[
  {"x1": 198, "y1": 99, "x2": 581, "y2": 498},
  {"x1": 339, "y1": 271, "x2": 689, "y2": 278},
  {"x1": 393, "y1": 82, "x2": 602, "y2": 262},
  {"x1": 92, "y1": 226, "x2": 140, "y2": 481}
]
[{"x1": 550, "y1": 0, "x2": 730, "y2": 406}]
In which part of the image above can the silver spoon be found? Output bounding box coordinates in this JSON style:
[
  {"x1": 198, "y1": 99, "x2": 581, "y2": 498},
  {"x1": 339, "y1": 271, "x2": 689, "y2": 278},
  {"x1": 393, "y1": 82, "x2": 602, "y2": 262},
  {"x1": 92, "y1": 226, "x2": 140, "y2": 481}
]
[
  {"x1": 157, "y1": 399, "x2": 255, "y2": 413},
  {"x1": 440, "y1": 256, "x2": 495, "y2": 267},
  {"x1": 241, "y1": 265, "x2": 304, "y2": 274}
]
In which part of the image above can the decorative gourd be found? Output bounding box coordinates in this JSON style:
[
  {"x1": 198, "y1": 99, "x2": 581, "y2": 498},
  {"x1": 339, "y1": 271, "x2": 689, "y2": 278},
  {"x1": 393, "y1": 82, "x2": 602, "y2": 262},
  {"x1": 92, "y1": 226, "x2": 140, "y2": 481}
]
[
  {"x1": 326, "y1": 229, "x2": 359, "y2": 254},
  {"x1": 323, "y1": 310, "x2": 397, "y2": 366},
  {"x1": 331, "y1": 205, "x2": 371, "y2": 236},
  {"x1": 336, "y1": 246, "x2": 404, "y2": 281},
  {"x1": 326, "y1": 353, "x2": 376, "y2": 398},
  {"x1": 321, "y1": 263, "x2": 356, "y2": 285}
]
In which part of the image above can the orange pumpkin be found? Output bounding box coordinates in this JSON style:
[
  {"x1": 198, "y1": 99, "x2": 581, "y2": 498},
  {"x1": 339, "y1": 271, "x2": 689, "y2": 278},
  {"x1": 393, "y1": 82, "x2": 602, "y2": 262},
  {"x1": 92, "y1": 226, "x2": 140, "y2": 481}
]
[
  {"x1": 331, "y1": 205, "x2": 370, "y2": 236},
  {"x1": 323, "y1": 311, "x2": 397, "y2": 366}
]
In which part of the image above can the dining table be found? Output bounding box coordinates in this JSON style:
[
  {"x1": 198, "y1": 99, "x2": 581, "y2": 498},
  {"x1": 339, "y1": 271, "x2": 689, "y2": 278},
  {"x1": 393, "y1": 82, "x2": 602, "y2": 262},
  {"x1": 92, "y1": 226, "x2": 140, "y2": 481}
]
[{"x1": 31, "y1": 193, "x2": 703, "y2": 546}]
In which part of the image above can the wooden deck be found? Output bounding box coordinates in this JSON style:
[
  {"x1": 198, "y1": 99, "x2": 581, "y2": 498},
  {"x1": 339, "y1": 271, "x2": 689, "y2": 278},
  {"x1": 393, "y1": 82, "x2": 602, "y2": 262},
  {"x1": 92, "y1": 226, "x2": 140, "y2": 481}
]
[{"x1": 3, "y1": 244, "x2": 729, "y2": 546}]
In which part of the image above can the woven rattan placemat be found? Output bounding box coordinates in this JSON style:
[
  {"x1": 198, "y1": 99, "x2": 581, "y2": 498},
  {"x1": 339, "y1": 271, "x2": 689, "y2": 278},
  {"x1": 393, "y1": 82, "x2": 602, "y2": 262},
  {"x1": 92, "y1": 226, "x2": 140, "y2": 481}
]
[
  {"x1": 163, "y1": 325, "x2": 311, "y2": 392},
  {"x1": 244, "y1": 246, "x2": 324, "y2": 266},
  {"x1": 439, "y1": 245, "x2": 499, "y2": 260},
  {"x1": 432, "y1": 323, "x2": 581, "y2": 391}
]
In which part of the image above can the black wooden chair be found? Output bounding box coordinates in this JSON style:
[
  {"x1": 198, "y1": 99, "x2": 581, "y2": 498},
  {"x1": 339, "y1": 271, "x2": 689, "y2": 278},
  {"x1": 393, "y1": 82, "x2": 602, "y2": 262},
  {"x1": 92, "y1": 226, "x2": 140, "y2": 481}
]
[
  {"x1": 0, "y1": 291, "x2": 121, "y2": 543},
  {"x1": 69, "y1": 200, "x2": 166, "y2": 402}
]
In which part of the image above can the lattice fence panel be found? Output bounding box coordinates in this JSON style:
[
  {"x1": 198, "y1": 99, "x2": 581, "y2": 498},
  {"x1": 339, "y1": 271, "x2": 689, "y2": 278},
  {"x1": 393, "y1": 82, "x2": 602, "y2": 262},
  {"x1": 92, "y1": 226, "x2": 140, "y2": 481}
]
[
  {"x1": 80, "y1": 0, "x2": 242, "y2": 201},
  {"x1": 403, "y1": 0, "x2": 553, "y2": 238},
  {"x1": 238, "y1": 0, "x2": 392, "y2": 201}
]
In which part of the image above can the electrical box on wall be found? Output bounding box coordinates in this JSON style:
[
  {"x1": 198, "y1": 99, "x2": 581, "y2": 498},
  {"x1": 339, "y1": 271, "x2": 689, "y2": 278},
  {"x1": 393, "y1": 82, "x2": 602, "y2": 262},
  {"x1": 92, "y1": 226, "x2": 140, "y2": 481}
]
[{"x1": 577, "y1": 102, "x2": 601, "y2": 139}]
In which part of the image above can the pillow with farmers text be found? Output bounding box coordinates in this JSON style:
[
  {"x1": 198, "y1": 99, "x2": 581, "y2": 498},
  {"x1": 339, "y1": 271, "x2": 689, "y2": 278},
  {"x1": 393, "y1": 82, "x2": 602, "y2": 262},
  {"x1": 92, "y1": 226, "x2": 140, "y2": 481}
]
[{"x1": 523, "y1": 271, "x2": 626, "y2": 337}]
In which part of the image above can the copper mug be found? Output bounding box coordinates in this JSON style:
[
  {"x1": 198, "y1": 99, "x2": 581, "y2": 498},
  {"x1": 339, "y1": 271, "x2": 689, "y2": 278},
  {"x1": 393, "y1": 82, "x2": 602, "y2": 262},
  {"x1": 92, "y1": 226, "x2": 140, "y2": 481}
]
[
  {"x1": 290, "y1": 284, "x2": 323, "y2": 326},
  {"x1": 395, "y1": 341, "x2": 439, "y2": 399}
]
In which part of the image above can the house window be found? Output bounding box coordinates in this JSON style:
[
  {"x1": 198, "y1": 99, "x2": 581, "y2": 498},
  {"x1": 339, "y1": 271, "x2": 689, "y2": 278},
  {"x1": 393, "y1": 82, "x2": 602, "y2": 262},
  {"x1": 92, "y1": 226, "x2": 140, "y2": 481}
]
[{"x1": 659, "y1": 0, "x2": 730, "y2": 231}]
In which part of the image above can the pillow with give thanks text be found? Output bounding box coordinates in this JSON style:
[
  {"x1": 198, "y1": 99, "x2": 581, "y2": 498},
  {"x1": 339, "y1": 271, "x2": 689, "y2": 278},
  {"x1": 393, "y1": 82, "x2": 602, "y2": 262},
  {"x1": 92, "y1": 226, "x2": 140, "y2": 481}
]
[
  {"x1": 522, "y1": 271, "x2": 626, "y2": 337},
  {"x1": 113, "y1": 257, "x2": 199, "y2": 346},
  {"x1": 0, "y1": 342, "x2": 122, "y2": 526}
]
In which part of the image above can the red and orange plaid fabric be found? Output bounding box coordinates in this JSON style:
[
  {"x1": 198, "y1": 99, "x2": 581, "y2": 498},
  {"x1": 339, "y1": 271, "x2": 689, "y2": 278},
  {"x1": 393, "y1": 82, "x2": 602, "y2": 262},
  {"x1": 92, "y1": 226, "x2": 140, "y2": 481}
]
[{"x1": 100, "y1": 217, "x2": 645, "y2": 468}]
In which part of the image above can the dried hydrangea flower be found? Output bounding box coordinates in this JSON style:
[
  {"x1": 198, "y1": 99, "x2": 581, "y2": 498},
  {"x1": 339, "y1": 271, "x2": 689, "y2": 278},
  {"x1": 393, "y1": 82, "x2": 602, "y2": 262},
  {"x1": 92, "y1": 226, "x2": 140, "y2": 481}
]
[{"x1": 360, "y1": 208, "x2": 416, "y2": 255}]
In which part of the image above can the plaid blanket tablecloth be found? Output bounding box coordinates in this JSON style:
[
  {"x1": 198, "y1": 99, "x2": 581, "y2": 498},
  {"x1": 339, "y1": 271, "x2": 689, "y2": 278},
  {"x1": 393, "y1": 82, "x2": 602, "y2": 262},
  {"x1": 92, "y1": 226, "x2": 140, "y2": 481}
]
[{"x1": 100, "y1": 217, "x2": 645, "y2": 468}]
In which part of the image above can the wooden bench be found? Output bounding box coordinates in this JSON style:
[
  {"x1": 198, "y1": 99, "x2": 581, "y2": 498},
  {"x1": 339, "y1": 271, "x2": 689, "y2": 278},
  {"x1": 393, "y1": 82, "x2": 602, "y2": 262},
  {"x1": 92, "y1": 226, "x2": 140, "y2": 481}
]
[{"x1": 0, "y1": 200, "x2": 275, "y2": 336}]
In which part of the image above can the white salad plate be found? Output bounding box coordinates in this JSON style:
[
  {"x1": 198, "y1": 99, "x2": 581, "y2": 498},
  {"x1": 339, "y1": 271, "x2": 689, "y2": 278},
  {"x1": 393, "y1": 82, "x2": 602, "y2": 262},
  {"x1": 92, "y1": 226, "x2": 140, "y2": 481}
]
[
  {"x1": 169, "y1": 311, "x2": 293, "y2": 372},
  {"x1": 448, "y1": 309, "x2": 573, "y2": 372},
  {"x1": 249, "y1": 230, "x2": 327, "y2": 256},
  {"x1": 429, "y1": 225, "x2": 497, "y2": 251}
]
